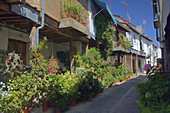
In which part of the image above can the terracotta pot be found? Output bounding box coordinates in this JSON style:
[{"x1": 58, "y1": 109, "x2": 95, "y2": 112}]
[
  {"x1": 70, "y1": 100, "x2": 76, "y2": 106},
  {"x1": 72, "y1": 15, "x2": 77, "y2": 20},
  {"x1": 56, "y1": 108, "x2": 61, "y2": 113},
  {"x1": 66, "y1": 14, "x2": 70, "y2": 17},
  {"x1": 82, "y1": 23, "x2": 86, "y2": 27},
  {"x1": 112, "y1": 82, "x2": 115, "y2": 86},
  {"x1": 42, "y1": 101, "x2": 48, "y2": 111},
  {"x1": 22, "y1": 109, "x2": 29, "y2": 113},
  {"x1": 89, "y1": 96, "x2": 92, "y2": 100},
  {"x1": 117, "y1": 79, "x2": 120, "y2": 83}
]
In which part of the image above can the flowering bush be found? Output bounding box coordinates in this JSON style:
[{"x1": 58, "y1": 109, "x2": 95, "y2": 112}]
[{"x1": 48, "y1": 56, "x2": 59, "y2": 74}]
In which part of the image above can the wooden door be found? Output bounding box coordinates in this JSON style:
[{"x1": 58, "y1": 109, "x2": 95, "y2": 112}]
[{"x1": 8, "y1": 39, "x2": 26, "y2": 65}]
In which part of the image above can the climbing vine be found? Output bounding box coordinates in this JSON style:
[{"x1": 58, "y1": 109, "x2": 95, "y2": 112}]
[{"x1": 95, "y1": 15, "x2": 116, "y2": 59}]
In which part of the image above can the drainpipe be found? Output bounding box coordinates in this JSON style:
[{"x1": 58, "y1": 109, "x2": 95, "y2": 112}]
[
  {"x1": 35, "y1": 0, "x2": 45, "y2": 112},
  {"x1": 36, "y1": 0, "x2": 45, "y2": 45}
]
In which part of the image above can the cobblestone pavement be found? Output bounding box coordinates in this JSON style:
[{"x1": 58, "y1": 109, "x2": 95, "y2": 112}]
[{"x1": 66, "y1": 75, "x2": 148, "y2": 113}]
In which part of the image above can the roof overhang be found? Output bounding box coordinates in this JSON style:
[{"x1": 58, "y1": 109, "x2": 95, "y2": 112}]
[{"x1": 93, "y1": 0, "x2": 117, "y2": 26}]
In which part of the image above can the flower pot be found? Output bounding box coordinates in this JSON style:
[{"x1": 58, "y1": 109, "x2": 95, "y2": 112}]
[
  {"x1": 42, "y1": 101, "x2": 48, "y2": 111},
  {"x1": 72, "y1": 15, "x2": 77, "y2": 20},
  {"x1": 66, "y1": 14, "x2": 70, "y2": 18},
  {"x1": 82, "y1": 23, "x2": 86, "y2": 27},
  {"x1": 89, "y1": 95, "x2": 92, "y2": 100},
  {"x1": 56, "y1": 108, "x2": 61, "y2": 113},
  {"x1": 112, "y1": 82, "x2": 115, "y2": 86},
  {"x1": 21, "y1": 109, "x2": 29, "y2": 113},
  {"x1": 70, "y1": 100, "x2": 76, "y2": 106},
  {"x1": 128, "y1": 76, "x2": 130, "y2": 79},
  {"x1": 117, "y1": 79, "x2": 120, "y2": 83}
]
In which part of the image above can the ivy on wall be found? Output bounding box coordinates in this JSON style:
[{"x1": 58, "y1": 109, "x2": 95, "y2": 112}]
[{"x1": 95, "y1": 15, "x2": 116, "y2": 59}]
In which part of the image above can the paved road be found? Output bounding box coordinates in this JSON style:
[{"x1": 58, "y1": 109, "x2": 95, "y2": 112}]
[{"x1": 66, "y1": 75, "x2": 148, "y2": 113}]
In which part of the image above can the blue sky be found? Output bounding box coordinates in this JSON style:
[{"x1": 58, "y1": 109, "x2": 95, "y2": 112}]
[{"x1": 100, "y1": 0, "x2": 159, "y2": 45}]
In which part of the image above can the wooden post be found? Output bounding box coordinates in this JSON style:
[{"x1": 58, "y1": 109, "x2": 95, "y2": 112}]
[
  {"x1": 136, "y1": 55, "x2": 138, "y2": 76},
  {"x1": 131, "y1": 54, "x2": 133, "y2": 72},
  {"x1": 86, "y1": 43, "x2": 89, "y2": 54},
  {"x1": 29, "y1": 26, "x2": 37, "y2": 50},
  {"x1": 69, "y1": 38, "x2": 74, "y2": 73},
  {"x1": 124, "y1": 54, "x2": 126, "y2": 68},
  {"x1": 118, "y1": 54, "x2": 120, "y2": 66},
  {"x1": 28, "y1": 26, "x2": 37, "y2": 66}
]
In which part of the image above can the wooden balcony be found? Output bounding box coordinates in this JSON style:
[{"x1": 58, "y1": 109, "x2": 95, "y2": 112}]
[{"x1": 113, "y1": 44, "x2": 130, "y2": 53}]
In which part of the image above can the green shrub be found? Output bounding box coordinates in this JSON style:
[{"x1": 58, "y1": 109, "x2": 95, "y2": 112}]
[{"x1": 135, "y1": 72, "x2": 170, "y2": 113}]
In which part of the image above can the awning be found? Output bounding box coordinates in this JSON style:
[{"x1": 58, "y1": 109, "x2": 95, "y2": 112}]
[{"x1": 93, "y1": 0, "x2": 117, "y2": 26}]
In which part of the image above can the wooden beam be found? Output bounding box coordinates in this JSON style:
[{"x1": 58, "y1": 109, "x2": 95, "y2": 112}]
[
  {"x1": 5, "y1": 0, "x2": 23, "y2": 3},
  {"x1": 41, "y1": 32, "x2": 58, "y2": 35},
  {"x1": 0, "y1": 11, "x2": 13, "y2": 15},
  {"x1": 53, "y1": 39, "x2": 70, "y2": 43},
  {"x1": 7, "y1": 21, "x2": 29, "y2": 25},
  {"x1": 3, "y1": 19, "x2": 26, "y2": 22},
  {"x1": 0, "y1": 1, "x2": 10, "y2": 11},
  {"x1": 48, "y1": 37, "x2": 69, "y2": 40},
  {"x1": 0, "y1": 16, "x2": 21, "y2": 19}
]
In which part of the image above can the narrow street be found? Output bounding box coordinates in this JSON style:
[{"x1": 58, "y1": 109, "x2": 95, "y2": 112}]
[{"x1": 66, "y1": 75, "x2": 148, "y2": 113}]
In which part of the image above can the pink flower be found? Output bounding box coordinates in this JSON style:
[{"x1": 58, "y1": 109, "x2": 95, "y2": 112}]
[{"x1": 58, "y1": 66, "x2": 60, "y2": 69}]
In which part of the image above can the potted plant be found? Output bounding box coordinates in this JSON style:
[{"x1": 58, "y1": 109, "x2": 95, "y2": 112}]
[
  {"x1": 21, "y1": 108, "x2": 29, "y2": 113},
  {"x1": 88, "y1": 92, "x2": 95, "y2": 100},
  {"x1": 77, "y1": 2, "x2": 83, "y2": 22},
  {"x1": 55, "y1": 106, "x2": 61, "y2": 113}
]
